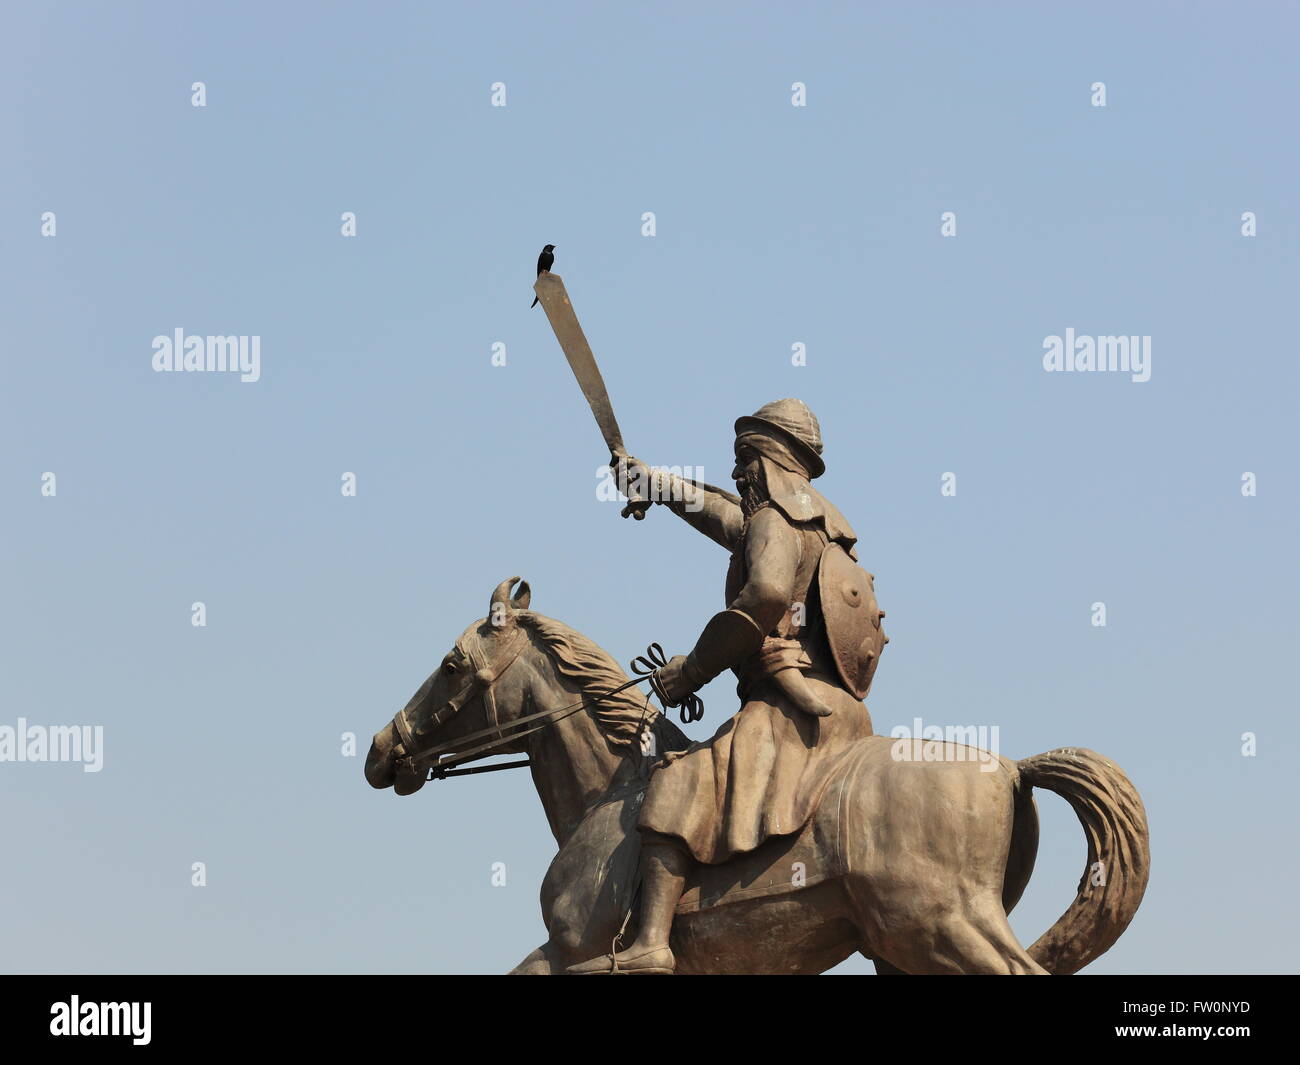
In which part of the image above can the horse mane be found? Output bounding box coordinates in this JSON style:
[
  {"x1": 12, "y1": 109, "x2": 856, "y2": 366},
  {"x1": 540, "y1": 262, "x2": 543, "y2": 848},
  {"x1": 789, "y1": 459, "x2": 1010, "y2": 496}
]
[{"x1": 517, "y1": 612, "x2": 690, "y2": 753}]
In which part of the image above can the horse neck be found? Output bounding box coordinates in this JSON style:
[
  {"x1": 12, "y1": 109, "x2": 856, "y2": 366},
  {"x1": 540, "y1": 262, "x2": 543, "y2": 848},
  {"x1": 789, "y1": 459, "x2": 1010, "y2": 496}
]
[{"x1": 517, "y1": 654, "x2": 637, "y2": 847}]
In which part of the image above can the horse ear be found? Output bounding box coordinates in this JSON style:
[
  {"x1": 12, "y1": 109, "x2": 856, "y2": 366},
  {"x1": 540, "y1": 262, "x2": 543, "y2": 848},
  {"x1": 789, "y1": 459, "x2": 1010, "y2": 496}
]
[{"x1": 489, "y1": 577, "x2": 531, "y2": 620}]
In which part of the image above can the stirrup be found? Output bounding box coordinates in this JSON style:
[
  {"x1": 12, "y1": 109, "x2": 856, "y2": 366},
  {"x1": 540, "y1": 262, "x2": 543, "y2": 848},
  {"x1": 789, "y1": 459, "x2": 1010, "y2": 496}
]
[{"x1": 567, "y1": 942, "x2": 674, "y2": 975}]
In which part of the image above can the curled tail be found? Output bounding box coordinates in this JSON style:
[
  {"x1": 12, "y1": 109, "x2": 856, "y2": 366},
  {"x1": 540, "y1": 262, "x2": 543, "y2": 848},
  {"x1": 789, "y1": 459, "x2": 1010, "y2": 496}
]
[{"x1": 1017, "y1": 747, "x2": 1150, "y2": 974}]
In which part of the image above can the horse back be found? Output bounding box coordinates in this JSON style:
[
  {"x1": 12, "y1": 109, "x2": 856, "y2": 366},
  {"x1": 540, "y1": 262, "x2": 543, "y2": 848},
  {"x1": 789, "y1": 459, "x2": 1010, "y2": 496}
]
[
  {"x1": 542, "y1": 734, "x2": 1022, "y2": 959},
  {"x1": 680, "y1": 734, "x2": 1021, "y2": 913}
]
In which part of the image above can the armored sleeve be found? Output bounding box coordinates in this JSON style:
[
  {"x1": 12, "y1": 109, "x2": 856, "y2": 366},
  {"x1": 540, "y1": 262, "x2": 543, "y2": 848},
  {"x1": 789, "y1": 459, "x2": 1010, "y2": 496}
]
[
  {"x1": 679, "y1": 508, "x2": 801, "y2": 688},
  {"x1": 730, "y1": 506, "x2": 801, "y2": 636}
]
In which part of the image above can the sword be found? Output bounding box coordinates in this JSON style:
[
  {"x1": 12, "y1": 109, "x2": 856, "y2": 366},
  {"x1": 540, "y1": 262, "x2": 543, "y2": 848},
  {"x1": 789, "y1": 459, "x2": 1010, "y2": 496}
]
[{"x1": 534, "y1": 271, "x2": 652, "y2": 520}]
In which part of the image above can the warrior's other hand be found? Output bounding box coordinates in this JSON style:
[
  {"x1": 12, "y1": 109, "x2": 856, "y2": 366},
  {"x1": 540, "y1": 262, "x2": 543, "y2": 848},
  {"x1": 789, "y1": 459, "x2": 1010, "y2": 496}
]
[{"x1": 654, "y1": 654, "x2": 706, "y2": 705}]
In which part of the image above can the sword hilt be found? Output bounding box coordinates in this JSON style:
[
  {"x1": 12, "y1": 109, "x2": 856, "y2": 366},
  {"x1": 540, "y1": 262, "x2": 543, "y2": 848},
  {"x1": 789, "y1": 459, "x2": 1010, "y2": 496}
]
[{"x1": 612, "y1": 455, "x2": 653, "y2": 520}]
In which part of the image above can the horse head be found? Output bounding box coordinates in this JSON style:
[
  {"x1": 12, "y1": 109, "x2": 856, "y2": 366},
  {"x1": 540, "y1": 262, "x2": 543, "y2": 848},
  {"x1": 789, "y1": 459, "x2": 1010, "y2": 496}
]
[
  {"x1": 365, "y1": 577, "x2": 691, "y2": 838},
  {"x1": 365, "y1": 576, "x2": 535, "y2": 796}
]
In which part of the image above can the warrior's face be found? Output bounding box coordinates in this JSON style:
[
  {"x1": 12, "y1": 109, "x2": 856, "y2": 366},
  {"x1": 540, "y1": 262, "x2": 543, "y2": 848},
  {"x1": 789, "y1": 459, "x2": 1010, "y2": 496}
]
[{"x1": 732, "y1": 444, "x2": 768, "y2": 517}]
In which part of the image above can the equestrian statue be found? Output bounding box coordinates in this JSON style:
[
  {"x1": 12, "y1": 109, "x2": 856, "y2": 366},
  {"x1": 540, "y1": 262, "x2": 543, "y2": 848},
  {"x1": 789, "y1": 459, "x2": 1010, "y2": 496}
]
[{"x1": 363, "y1": 273, "x2": 1150, "y2": 974}]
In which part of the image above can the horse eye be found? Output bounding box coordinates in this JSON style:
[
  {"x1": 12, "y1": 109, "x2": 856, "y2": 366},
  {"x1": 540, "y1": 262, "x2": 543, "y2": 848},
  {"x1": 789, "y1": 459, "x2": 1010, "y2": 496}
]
[{"x1": 443, "y1": 660, "x2": 459, "y2": 674}]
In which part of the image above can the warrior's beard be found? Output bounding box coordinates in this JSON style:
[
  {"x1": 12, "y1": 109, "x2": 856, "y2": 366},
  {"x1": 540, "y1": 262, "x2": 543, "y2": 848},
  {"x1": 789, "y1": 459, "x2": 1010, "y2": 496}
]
[{"x1": 739, "y1": 468, "x2": 769, "y2": 518}]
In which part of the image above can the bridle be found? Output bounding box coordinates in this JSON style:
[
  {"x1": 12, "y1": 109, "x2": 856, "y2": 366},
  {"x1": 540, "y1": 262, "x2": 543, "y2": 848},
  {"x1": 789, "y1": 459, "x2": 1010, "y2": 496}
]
[
  {"x1": 389, "y1": 627, "x2": 682, "y2": 782},
  {"x1": 391, "y1": 624, "x2": 530, "y2": 779}
]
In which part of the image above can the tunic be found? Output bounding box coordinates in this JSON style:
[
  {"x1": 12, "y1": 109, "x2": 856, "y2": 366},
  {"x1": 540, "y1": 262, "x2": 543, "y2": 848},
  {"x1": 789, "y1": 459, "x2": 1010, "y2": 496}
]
[{"x1": 638, "y1": 493, "x2": 875, "y2": 865}]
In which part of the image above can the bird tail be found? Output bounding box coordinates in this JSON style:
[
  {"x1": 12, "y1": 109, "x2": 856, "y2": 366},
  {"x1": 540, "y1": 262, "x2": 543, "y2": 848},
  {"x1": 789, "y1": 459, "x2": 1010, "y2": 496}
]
[{"x1": 530, "y1": 295, "x2": 539, "y2": 308}]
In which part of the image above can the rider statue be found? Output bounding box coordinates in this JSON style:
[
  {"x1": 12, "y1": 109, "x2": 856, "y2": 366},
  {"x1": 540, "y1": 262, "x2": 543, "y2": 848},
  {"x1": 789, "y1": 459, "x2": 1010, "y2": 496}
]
[{"x1": 570, "y1": 398, "x2": 887, "y2": 974}]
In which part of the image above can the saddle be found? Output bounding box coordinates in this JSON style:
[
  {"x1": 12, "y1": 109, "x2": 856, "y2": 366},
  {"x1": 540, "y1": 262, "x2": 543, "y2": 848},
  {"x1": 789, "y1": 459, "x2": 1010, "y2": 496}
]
[
  {"x1": 552, "y1": 744, "x2": 861, "y2": 927},
  {"x1": 671, "y1": 739, "x2": 866, "y2": 914},
  {"x1": 675, "y1": 814, "x2": 834, "y2": 915}
]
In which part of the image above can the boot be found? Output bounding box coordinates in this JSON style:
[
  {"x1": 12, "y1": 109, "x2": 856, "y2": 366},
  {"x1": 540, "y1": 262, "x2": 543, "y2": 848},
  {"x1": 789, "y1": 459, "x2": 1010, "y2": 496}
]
[{"x1": 567, "y1": 841, "x2": 688, "y2": 974}]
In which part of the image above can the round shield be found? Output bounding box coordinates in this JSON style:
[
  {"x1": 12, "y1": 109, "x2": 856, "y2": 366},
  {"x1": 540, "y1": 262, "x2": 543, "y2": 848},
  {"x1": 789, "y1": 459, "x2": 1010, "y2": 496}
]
[{"x1": 817, "y1": 542, "x2": 887, "y2": 699}]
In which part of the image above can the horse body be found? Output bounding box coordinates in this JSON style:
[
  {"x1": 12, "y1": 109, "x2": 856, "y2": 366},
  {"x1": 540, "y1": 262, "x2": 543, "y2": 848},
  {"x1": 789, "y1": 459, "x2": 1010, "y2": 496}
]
[
  {"x1": 514, "y1": 736, "x2": 1047, "y2": 974},
  {"x1": 366, "y1": 580, "x2": 1149, "y2": 975}
]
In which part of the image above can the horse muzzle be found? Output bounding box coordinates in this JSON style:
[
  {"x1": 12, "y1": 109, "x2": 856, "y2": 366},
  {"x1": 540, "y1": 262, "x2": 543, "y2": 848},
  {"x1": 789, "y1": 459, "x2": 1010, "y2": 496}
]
[{"x1": 365, "y1": 720, "x2": 428, "y2": 793}]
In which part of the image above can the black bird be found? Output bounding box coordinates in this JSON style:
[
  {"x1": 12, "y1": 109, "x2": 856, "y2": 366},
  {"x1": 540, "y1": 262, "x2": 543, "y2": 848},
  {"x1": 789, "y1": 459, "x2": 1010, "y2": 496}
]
[{"x1": 530, "y1": 244, "x2": 556, "y2": 307}]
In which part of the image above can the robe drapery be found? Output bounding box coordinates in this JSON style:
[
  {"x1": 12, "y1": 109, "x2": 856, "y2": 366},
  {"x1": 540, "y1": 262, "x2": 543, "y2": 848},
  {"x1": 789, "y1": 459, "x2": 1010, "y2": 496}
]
[{"x1": 638, "y1": 486, "x2": 874, "y2": 865}]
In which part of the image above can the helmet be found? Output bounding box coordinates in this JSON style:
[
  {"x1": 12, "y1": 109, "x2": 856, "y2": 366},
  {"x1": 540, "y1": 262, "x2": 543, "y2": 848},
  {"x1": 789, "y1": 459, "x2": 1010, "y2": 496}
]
[{"x1": 734, "y1": 398, "x2": 825, "y2": 479}]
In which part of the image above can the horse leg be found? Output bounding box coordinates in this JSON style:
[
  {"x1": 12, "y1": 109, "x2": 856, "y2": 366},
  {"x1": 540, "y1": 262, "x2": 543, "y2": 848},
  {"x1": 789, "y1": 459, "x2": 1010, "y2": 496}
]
[
  {"x1": 836, "y1": 739, "x2": 1050, "y2": 974},
  {"x1": 509, "y1": 944, "x2": 564, "y2": 975},
  {"x1": 869, "y1": 895, "x2": 1047, "y2": 975},
  {"x1": 929, "y1": 899, "x2": 1047, "y2": 974}
]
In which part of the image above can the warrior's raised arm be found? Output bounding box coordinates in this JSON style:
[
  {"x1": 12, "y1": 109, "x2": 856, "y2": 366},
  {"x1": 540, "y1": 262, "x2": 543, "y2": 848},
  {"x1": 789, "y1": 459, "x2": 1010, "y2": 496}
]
[{"x1": 610, "y1": 451, "x2": 743, "y2": 550}]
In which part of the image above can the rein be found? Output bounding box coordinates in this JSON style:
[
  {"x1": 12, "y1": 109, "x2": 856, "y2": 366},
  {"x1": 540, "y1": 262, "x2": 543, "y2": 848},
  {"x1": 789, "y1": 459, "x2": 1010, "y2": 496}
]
[{"x1": 390, "y1": 628, "x2": 692, "y2": 783}]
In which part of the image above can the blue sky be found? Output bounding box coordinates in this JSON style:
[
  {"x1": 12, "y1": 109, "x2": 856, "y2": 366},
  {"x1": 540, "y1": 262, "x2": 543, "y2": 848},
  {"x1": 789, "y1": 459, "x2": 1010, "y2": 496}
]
[{"x1": 2, "y1": 1, "x2": 1297, "y2": 973}]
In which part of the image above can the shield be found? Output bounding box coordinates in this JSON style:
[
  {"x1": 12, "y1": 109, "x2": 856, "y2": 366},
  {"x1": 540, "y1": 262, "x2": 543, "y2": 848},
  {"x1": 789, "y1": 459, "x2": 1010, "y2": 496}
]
[{"x1": 817, "y1": 542, "x2": 888, "y2": 699}]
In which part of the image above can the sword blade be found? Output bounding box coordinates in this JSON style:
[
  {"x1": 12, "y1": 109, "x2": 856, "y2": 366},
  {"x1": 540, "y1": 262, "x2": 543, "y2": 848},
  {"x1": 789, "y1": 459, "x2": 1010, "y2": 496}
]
[{"x1": 533, "y1": 272, "x2": 625, "y2": 454}]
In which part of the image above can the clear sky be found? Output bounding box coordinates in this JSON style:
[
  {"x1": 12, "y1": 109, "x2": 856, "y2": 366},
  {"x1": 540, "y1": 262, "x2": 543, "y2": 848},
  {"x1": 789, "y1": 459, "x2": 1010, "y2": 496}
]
[{"x1": 2, "y1": 1, "x2": 1296, "y2": 974}]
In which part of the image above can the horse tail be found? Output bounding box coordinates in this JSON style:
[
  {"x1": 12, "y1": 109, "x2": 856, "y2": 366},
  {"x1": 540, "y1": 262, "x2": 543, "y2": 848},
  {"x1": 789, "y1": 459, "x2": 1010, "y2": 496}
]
[{"x1": 1016, "y1": 747, "x2": 1150, "y2": 975}]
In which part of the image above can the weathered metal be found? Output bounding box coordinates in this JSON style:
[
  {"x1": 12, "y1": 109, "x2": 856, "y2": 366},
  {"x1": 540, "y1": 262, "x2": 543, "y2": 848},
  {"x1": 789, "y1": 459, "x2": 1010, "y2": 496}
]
[
  {"x1": 533, "y1": 271, "x2": 650, "y2": 519},
  {"x1": 365, "y1": 576, "x2": 1150, "y2": 975},
  {"x1": 818, "y1": 542, "x2": 888, "y2": 700},
  {"x1": 363, "y1": 276, "x2": 1150, "y2": 975}
]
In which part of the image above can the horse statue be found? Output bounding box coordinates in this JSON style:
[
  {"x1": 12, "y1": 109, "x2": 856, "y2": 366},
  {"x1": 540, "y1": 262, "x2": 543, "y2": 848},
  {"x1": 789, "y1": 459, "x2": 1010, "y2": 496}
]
[{"x1": 365, "y1": 577, "x2": 1150, "y2": 974}]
